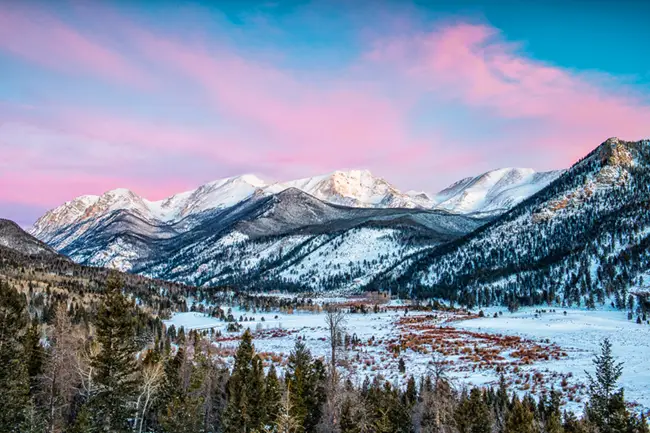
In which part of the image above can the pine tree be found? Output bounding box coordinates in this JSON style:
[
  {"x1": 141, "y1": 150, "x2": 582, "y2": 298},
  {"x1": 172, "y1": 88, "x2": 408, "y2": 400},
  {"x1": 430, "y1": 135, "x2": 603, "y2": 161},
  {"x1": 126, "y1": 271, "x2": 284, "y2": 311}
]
[
  {"x1": 403, "y1": 376, "x2": 417, "y2": 407},
  {"x1": 0, "y1": 281, "x2": 31, "y2": 432},
  {"x1": 159, "y1": 391, "x2": 204, "y2": 433},
  {"x1": 584, "y1": 338, "x2": 629, "y2": 433},
  {"x1": 264, "y1": 365, "x2": 282, "y2": 426},
  {"x1": 23, "y1": 320, "x2": 45, "y2": 394},
  {"x1": 159, "y1": 346, "x2": 184, "y2": 412},
  {"x1": 505, "y1": 396, "x2": 535, "y2": 433},
  {"x1": 544, "y1": 390, "x2": 564, "y2": 433},
  {"x1": 90, "y1": 275, "x2": 139, "y2": 432},
  {"x1": 455, "y1": 388, "x2": 491, "y2": 433},
  {"x1": 285, "y1": 340, "x2": 327, "y2": 433},
  {"x1": 158, "y1": 344, "x2": 205, "y2": 433},
  {"x1": 223, "y1": 329, "x2": 264, "y2": 433},
  {"x1": 563, "y1": 411, "x2": 586, "y2": 433},
  {"x1": 273, "y1": 388, "x2": 301, "y2": 433},
  {"x1": 250, "y1": 354, "x2": 267, "y2": 428}
]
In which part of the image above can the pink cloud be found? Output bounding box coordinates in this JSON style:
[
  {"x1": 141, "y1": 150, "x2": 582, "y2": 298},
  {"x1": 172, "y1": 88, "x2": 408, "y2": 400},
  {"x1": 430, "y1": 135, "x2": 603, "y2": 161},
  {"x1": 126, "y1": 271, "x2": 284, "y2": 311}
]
[
  {"x1": 366, "y1": 22, "x2": 650, "y2": 160},
  {"x1": 130, "y1": 30, "x2": 428, "y2": 169},
  {"x1": 0, "y1": 7, "x2": 149, "y2": 87},
  {"x1": 1, "y1": 167, "x2": 193, "y2": 209}
]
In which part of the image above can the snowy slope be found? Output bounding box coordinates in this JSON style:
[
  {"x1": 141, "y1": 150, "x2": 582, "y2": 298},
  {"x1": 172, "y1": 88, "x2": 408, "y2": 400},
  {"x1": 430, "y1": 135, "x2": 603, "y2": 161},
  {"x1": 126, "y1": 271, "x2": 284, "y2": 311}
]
[
  {"x1": 29, "y1": 164, "x2": 579, "y2": 294},
  {"x1": 49, "y1": 186, "x2": 483, "y2": 289},
  {"x1": 432, "y1": 168, "x2": 563, "y2": 215},
  {"x1": 31, "y1": 175, "x2": 269, "y2": 242},
  {"x1": 282, "y1": 169, "x2": 434, "y2": 209},
  {"x1": 31, "y1": 167, "x2": 552, "y2": 246},
  {"x1": 378, "y1": 138, "x2": 650, "y2": 307}
]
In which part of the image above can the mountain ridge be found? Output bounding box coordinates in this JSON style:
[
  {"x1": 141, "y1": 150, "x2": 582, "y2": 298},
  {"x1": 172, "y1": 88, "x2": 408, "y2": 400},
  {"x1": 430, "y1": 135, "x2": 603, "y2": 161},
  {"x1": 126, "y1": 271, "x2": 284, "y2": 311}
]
[
  {"x1": 31, "y1": 167, "x2": 559, "y2": 243},
  {"x1": 370, "y1": 137, "x2": 650, "y2": 308},
  {"x1": 0, "y1": 218, "x2": 62, "y2": 257}
]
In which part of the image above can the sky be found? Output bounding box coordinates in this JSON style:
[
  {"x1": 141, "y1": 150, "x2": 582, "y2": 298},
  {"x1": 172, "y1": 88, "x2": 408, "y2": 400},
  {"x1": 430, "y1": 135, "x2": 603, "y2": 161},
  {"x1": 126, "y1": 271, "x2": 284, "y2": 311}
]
[{"x1": 1, "y1": 0, "x2": 650, "y2": 226}]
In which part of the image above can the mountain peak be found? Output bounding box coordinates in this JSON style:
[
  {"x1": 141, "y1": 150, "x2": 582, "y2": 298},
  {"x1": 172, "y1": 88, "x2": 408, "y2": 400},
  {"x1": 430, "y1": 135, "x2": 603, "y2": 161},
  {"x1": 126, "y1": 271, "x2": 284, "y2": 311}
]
[
  {"x1": 104, "y1": 187, "x2": 135, "y2": 196},
  {"x1": 234, "y1": 173, "x2": 267, "y2": 187},
  {"x1": 433, "y1": 167, "x2": 563, "y2": 214},
  {"x1": 330, "y1": 169, "x2": 374, "y2": 178}
]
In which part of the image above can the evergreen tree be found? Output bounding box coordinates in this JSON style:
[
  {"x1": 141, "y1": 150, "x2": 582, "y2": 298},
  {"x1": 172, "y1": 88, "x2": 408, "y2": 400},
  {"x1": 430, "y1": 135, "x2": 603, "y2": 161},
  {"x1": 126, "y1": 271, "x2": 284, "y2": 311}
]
[
  {"x1": 563, "y1": 411, "x2": 587, "y2": 433},
  {"x1": 285, "y1": 340, "x2": 327, "y2": 433},
  {"x1": 159, "y1": 346, "x2": 184, "y2": 412},
  {"x1": 90, "y1": 275, "x2": 139, "y2": 432},
  {"x1": 273, "y1": 388, "x2": 301, "y2": 433},
  {"x1": 403, "y1": 376, "x2": 418, "y2": 408},
  {"x1": 0, "y1": 281, "x2": 31, "y2": 432},
  {"x1": 455, "y1": 388, "x2": 491, "y2": 433},
  {"x1": 223, "y1": 329, "x2": 265, "y2": 433},
  {"x1": 250, "y1": 354, "x2": 267, "y2": 428},
  {"x1": 23, "y1": 320, "x2": 45, "y2": 394},
  {"x1": 584, "y1": 338, "x2": 629, "y2": 433},
  {"x1": 543, "y1": 390, "x2": 564, "y2": 433},
  {"x1": 505, "y1": 396, "x2": 535, "y2": 433},
  {"x1": 159, "y1": 391, "x2": 204, "y2": 433},
  {"x1": 264, "y1": 365, "x2": 282, "y2": 426}
]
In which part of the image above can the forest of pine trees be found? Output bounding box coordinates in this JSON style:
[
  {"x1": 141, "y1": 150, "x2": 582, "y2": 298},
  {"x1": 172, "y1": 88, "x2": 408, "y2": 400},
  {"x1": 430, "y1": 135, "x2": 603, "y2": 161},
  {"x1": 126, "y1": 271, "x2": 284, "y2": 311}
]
[
  {"x1": 0, "y1": 276, "x2": 648, "y2": 433},
  {"x1": 370, "y1": 139, "x2": 650, "y2": 311}
]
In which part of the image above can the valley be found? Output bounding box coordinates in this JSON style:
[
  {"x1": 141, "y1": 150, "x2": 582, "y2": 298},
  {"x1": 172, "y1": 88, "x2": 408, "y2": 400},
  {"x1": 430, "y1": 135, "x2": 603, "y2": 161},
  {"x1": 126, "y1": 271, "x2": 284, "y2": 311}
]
[
  {"x1": 3, "y1": 137, "x2": 650, "y2": 429},
  {"x1": 4, "y1": 2, "x2": 650, "y2": 429},
  {"x1": 164, "y1": 294, "x2": 650, "y2": 413}
]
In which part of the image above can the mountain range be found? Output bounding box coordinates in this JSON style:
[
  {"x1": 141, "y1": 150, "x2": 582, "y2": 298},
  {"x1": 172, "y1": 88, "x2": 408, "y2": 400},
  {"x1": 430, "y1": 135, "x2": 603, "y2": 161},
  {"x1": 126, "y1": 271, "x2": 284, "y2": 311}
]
[
  {"x1": 31, "y1": 167, "x2": 561, "y2": 239},
  {"x1": 16, "y1": 137, "x2": 650, "y2": 308}
]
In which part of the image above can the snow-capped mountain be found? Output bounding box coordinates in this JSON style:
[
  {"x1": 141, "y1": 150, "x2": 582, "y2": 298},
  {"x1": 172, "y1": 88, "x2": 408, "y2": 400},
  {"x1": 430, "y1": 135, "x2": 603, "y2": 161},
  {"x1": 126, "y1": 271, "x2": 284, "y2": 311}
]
[
  {"x1": 31, "y1": 168, "x2": 551, "y2": 245},
  {"x1": 30, "y1": 175, "x2": 270, "y2": 241},
  {"x1": 21, "y1": 137, "x2": 650, "y2": 303},
  {"x1": 284, "y1": 169, "x2": 434, "y2": 209},
  {"x1": 374, "y1": 137, "x2": 650, "y2": 307},
  {"x1": 432, "y1": 168, "x2": 564, "y2": 215},
  {"x1": 30, "y1": 169, "x2": 435, "y2": 244},
  {"x1": 39, "y1": 185, "x2": 483, "y2": 288},
  {"x1": 27, "y1": 164, "x2": 572, "y2": 292}
]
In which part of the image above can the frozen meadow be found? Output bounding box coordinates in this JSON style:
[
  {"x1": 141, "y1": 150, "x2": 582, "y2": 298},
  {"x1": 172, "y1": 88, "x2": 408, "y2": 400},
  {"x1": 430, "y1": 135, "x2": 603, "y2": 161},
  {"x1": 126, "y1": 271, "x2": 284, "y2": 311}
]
[{"x1": 164, "y1": 303, "x2": 650, "y2": 412}]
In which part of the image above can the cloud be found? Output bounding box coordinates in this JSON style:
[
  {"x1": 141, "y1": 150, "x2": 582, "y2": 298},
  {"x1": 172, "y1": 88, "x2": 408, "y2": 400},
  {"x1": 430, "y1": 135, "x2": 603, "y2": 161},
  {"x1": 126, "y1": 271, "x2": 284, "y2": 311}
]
[
  {"x1": 130, "y1": 28, "x2": 429, "y2": 170},
  {"x1": 365, "y1": 22, "x2": 650, "y2": 161}
]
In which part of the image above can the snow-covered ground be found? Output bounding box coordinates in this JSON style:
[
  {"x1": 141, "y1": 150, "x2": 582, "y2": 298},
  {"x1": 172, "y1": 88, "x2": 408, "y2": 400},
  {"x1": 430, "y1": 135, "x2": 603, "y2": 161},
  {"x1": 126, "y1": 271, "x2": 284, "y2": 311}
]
[
  {"x1": 164, "y1": 305, "x2": 650, "y2": 412},
  {"x1": 454, "y1": 307, "x2": 650, "y2": 410}
]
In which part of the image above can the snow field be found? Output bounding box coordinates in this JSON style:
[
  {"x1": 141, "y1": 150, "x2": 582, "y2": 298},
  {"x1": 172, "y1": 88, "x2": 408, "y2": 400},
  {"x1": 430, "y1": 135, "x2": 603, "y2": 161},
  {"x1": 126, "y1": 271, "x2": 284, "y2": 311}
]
[{"x1": 164, "y1": 305, "x2": 650, "y2": 412}]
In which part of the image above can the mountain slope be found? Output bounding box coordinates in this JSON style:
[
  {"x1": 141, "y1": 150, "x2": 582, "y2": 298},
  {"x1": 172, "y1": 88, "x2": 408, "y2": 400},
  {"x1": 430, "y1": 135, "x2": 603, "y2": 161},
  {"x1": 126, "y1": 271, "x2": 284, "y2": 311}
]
[
  {"x1": 29, "y1": 164, "x2": 581, "y2": 295},
  {"x1": 0, "y1": 218, "x2": 61, "y2": 257},
  {"x1": 432, "y1": 167, "x2": 563, "y2": 215},
  {"x1": 284, "y1": 169, "x2": 434, "y2": 209},
  {"x1": 39, "y1": 186, "x2": 484, "y2": 290},
  {"x1": 374, "y1": 138, "x2": 650, "y2": 308},
  {"x1": 0, "y1": 218, "x2": 196, "y2": 316}
]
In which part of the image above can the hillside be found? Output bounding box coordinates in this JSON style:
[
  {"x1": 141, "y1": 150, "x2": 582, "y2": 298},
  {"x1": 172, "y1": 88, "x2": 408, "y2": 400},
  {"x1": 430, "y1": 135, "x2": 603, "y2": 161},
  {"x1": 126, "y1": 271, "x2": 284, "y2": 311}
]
[
  {"x1": 0, "y1": 218, "x2": 61, "y2": 257},
  {"x1": 0, "y1": 220, "x2": 194, "y2": 314},
  {"x1": 433, "y1": 168, "x2": 563, "y2": 216},
  {"x1": 375, "y1": 138, "x2": 650, "y2": 309}
]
